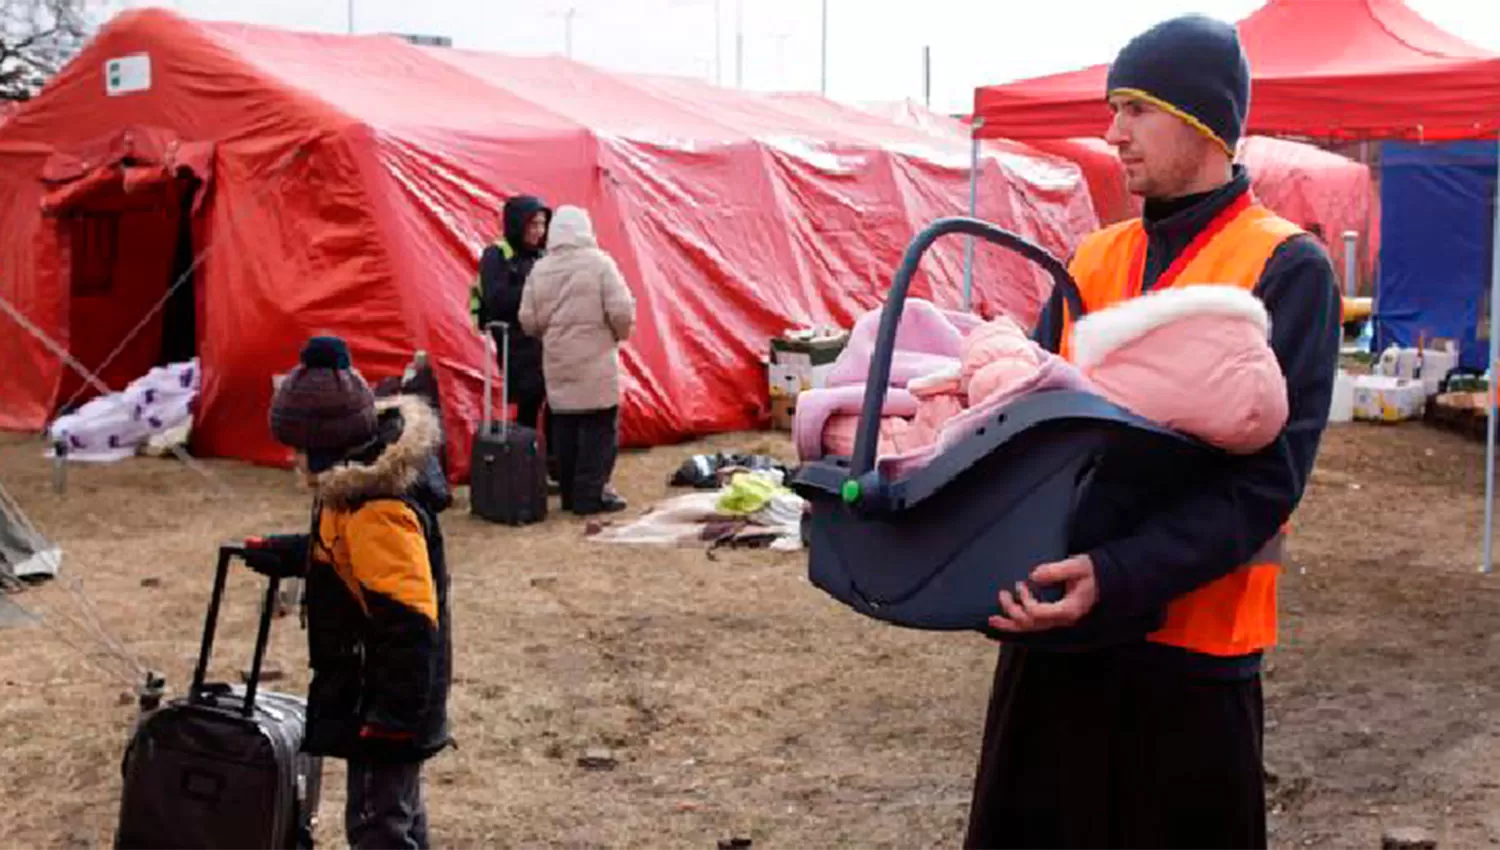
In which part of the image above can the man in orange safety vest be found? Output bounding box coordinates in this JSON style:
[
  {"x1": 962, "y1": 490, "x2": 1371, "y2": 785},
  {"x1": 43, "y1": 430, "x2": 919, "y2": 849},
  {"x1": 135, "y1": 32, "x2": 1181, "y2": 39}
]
[{"x1": 964, "y1": 14, "x2": 1341, "y2": 849}]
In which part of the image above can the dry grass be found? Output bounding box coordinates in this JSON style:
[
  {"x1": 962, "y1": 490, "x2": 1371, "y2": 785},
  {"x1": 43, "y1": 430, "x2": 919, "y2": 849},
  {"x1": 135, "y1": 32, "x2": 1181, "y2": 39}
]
[{"x1": 2, "y1": 421, "x2": 1500, "y2": 848}]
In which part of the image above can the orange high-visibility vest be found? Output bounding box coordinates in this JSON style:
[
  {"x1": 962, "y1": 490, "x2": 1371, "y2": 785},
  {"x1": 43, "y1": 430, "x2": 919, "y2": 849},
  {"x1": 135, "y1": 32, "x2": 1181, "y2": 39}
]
[{"x1": 1060, "y1": 193, "x2": 1301, "y2": 657}]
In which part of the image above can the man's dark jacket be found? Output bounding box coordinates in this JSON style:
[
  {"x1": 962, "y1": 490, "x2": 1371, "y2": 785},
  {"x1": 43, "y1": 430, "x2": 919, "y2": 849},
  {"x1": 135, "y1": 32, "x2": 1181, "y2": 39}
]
[{"x1": 478, "y1": 195, "x2": 550, "y2": 402}]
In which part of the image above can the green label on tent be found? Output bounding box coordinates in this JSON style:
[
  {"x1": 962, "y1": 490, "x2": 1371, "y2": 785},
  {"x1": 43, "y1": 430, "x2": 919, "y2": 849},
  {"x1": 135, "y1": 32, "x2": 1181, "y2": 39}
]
[{"x1": 104, "y1": 54, "x2": 152, "y2": 96}]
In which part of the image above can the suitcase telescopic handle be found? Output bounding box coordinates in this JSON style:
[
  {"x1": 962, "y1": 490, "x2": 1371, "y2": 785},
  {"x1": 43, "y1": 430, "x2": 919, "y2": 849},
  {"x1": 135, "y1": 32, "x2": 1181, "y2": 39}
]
[
  {"x1": 484, "y1": 321, "x2": 510, "y2": 438},
  {"x1": 190, "y1": 545, "x2": 281, "y2": 718},
  {"x1": 844, "y1": 217, "x2": 1085, "y2": 502}
]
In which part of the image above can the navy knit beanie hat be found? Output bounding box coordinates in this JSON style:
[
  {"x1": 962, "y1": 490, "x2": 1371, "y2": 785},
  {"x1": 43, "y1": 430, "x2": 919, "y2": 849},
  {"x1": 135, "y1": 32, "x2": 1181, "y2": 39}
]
[
  {"x1": 269, "y1": 335, "x2": 377, "y2": 472},
  {"x1": 1106, "y1": 14, "x2": 1250, "y2": 154}
]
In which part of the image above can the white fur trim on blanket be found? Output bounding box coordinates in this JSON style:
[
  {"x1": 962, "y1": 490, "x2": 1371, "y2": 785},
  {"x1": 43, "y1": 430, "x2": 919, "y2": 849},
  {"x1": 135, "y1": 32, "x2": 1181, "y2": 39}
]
[{"x1": 1069, "y1": 284, "x2": 1269, "y2": 371}]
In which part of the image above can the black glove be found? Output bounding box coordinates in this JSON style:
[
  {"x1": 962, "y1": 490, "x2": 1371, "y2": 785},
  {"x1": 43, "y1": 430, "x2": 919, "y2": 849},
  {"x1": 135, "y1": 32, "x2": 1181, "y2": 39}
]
[{"x1": 241, "y1": 534, "x2": 310, "y2": 579}]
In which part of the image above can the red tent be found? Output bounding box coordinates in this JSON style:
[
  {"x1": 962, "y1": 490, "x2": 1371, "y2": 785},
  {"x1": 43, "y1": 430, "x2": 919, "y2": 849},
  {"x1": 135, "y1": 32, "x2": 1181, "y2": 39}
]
[
  {"x1": 973, "y1": 0, "x2": 1500, "y2": 143},
  {"x1": 1238, "y1": 136, "x2": 1380, "y2": 289},
  {"x1": 867, "y1": 100, "x2": 1378, "y2": 289},
  {"x1": 1027, "y1": 136, "x2": 1379, "y2": 285},
  {"x1": 0, "y1": 9, "x2": 1095, "y2": 477},
  {"x1": 1024, "y1": 138, "x2": 1140, "y2": 226}
]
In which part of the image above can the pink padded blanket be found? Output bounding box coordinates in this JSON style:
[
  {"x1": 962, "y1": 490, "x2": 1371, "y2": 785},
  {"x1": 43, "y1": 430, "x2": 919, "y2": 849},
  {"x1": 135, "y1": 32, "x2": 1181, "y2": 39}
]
[
  {"x1": 794, "y1": 285, "x2": 1287, "y2": 473},
  {"x1": 1070, "y1": 284, "x2": 1287, "y2": 455},
  {"x1": 794, "y1": 299, "x2": 965, "y2": 461}
]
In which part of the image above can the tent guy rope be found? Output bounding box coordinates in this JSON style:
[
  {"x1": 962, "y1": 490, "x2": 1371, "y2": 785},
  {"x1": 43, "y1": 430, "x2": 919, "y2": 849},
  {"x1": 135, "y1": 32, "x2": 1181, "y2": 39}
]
[
  {"x1": 0, "y1": 144, "x2": 317, "y2": 498},
  {"x1": 0, "y1": 477, "x2": 151, "y2": 689},
  {"x1": 52, "y1": 144, "x2": 310, "y2": 417},
  {"x1": 0, "y1": 293, "x2": 234, "y2": 496}
]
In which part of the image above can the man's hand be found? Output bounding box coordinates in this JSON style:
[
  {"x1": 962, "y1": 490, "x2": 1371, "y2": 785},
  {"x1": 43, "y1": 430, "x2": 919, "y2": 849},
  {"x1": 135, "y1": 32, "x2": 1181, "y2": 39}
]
[{"x1": 988, "y1": 554, "x2": 1099, "y2": 633}]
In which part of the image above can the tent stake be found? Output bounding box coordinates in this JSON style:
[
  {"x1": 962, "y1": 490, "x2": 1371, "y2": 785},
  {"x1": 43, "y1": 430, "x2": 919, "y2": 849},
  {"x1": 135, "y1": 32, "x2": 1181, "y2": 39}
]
[{"x1": 52, "y1": 440, "x2": 67, "y2": 495}]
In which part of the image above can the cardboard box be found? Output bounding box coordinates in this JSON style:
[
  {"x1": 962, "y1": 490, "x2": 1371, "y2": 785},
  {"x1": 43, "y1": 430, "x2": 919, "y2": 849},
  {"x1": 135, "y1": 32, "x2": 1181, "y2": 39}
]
[
  {"x1": 769, "y1": 328, "x2": 848, "y2": 393},
  {"x1": 1374, "y1": 341, "x2": 1460, "y2": 396},
  {"x1": 1352, "y1": 375, "x2": 1426, "y2": 422},
  {"x1": 765, "y1": 327, "x2": 848, "y2": 431},
  {"x1": 768, "y1": 368, "x2": 802, "y2": 431},
  {"x1": 770, "y1": 329, "x2": 848, "y2": 366},
  {"x1": 769, "y1": 395, "x2": 797, "y2": 431}
]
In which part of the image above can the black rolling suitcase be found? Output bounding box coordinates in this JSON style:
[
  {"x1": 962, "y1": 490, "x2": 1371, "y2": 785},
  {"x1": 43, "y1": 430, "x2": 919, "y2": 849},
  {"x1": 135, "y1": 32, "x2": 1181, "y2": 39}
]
[
  {"x1": 470, "y1": 320, "x2": 548, "y2": 525},
  {"x1": 115, "y1": 544, "x2": 322, "y2": 849}
]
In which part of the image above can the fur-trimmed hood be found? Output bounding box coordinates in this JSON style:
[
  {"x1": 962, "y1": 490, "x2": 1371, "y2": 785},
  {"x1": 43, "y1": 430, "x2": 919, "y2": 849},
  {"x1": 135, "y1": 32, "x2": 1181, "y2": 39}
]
[{"x1": 309, "y1": 395, "x2": 443, "y2": 511}]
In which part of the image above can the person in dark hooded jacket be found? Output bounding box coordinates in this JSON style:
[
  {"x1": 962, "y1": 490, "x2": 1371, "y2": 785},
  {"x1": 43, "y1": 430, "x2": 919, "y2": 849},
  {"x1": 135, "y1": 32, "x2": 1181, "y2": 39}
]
[
  {"x1": 473, "y1": 196, "x2": 552, "y2": 438},
  {"x1": 243, "y1": 335, "x2": 452, "y2": 850}
]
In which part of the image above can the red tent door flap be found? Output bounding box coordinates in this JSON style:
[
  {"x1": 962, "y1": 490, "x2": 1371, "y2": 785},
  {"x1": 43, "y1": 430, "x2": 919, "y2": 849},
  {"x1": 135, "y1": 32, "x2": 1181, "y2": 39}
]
[{"x1": 54, "y1": 168, "x2": 200, "y2": 410}]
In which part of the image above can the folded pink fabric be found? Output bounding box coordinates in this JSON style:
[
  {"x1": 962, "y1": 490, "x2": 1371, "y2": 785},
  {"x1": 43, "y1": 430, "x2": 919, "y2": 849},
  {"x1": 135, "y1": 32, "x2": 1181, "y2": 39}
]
[
  {"x1": 1070, "y1": 285, "x2": 1287, "y2": 454},
  {"x1": 880, "y1": 351, "x2": 1094, "y2": 479},
  {"x1": 910, "y1": 364, "x2": 967, "y2": 442},
  {"x1": 825, "y1": 298, "x2": 966, "y2": 389},
  {"x1": 821, "y1": 412, "x2": 937, "y2": 459},
  {"x1": 939, "y1": 307, "x2": 986, "y2": 338},
  {"x1": 793, "y1": 384, "x2": 919, "y2": 462},
  {"x1": 961, "y1": 316, "x2": 1048, "y2": 407},
  {"x1": 793, "y1": 285, "x2": 1287, "y2": 470}
]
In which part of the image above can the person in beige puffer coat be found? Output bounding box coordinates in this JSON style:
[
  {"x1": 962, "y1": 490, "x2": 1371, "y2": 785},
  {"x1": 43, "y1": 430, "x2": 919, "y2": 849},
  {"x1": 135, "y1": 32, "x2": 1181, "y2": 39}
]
[{"x1": 518, "y1": 205, "x2": 636, "y2": 515}]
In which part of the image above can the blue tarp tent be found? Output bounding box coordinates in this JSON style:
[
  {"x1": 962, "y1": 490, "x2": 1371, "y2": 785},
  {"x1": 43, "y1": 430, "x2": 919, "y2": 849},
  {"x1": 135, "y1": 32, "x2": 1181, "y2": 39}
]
[{"x1": 1376, "y1": 141, "x2": 1499, "y2": 371}]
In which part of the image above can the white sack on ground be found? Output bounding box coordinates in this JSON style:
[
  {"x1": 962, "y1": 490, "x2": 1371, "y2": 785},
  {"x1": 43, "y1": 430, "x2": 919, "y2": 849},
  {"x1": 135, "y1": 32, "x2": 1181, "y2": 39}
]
[{"x1": 47, "y1": 359, "x2": 200, "y2": 463}]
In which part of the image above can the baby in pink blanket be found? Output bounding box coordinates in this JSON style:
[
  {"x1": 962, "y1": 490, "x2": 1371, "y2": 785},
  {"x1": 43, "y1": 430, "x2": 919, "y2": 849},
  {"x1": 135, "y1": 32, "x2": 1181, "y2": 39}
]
[
  {"x1": 1069, "y1": 284, "x2": 1287, "y2": 454},
  {"x1": 795, "y1": 285, "x2": 1286, "y2": 468}
]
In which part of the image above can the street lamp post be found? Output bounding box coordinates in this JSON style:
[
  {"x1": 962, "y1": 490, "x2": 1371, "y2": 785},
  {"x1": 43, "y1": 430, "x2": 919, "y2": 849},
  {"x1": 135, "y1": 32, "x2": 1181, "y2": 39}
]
[
  {"x1": 820, "y1": 0, "x2": 828, "y2": 96},
  {"x1": 667, "y1": 0, "x2": 724, "y2": 85},
  {"x1": 545, "y1": 5, "x2": 580, "y2": 59},
  {"x1": 923, "y1": 45, "x2": 931, "y2": 107}
]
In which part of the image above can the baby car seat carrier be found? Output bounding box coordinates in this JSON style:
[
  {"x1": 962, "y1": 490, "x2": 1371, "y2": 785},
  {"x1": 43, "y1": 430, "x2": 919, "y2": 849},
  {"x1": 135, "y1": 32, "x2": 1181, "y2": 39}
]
[{"x1": 791, "y1": 218, "x2": 1223, "y2": 649}]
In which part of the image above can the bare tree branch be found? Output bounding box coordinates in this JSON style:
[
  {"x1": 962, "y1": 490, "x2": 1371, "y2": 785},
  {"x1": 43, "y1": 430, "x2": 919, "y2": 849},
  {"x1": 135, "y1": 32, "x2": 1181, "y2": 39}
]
[{"x1": 0, "y1": 0, "x2": 97, "y2": 101}]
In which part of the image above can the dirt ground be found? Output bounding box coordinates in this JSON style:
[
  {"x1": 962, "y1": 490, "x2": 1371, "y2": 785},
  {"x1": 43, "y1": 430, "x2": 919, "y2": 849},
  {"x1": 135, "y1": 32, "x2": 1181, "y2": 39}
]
[{"x1": 2, "y1": 419, "x2": 1499, "y2": 849}]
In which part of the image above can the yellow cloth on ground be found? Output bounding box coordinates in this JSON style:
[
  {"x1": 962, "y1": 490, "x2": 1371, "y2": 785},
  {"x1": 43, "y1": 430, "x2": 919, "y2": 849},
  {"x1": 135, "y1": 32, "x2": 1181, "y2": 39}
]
[{"x1": 715, "y1": 472, "x2": 787, "y2": 516}]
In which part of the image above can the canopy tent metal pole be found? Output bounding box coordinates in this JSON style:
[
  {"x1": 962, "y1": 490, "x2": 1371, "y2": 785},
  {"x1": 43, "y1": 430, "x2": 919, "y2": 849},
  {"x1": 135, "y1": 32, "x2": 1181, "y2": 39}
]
[
  {"x1": 1484, "y1": 135, "x2": 1500, "y2": 574},
  {"x1": 1341, "y1": 231, "x2": 1358, "y2": 298},
  {"x1": 963, "y1": 120, "x2": 982, "y2": 311}
]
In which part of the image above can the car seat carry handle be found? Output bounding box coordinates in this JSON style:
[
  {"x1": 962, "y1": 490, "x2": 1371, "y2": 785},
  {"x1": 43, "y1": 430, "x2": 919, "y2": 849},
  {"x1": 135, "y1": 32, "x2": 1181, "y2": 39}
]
[
  {"x1": 190, "y1": 545, "x2": 282, "y2": 718},
  {"x1": 850, "y1": 217, "x2": 1085, "y2": 482}
]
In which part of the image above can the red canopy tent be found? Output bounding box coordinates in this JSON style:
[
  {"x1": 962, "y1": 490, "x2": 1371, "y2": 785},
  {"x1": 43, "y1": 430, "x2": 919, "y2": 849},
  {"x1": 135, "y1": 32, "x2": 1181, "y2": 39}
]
[
  {"x1": 971, "y1": 0, "x2": 1500, "y2": 571},
  {"x1": 0, "y1": 9, "x2": 1096, "y2": 478},
  {"x1": 869, "y1": 101, "x2": 1378, "y2": 274},
  {"x1": 973, "y1": 0, "x2": 1500, "y2": 143},
  {"x1": 1027, "y1": 135, "x2": 1379, "y2": 289}
]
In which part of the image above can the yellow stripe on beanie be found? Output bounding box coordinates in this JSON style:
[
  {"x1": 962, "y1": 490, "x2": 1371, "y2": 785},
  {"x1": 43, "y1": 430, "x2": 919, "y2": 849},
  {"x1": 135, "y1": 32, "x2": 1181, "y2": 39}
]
[{"x1": 1110, "y1": 87, "x2": 1234, "y2": 157}]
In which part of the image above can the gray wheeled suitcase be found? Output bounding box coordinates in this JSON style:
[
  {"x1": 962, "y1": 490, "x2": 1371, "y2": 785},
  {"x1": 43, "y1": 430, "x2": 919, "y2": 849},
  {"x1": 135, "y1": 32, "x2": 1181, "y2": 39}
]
[
  {"x1": 470, "y1": 321, "x2": 548, "y2": 525},
  {"x1": 114, "y1": 544, "x2": 323, "y2": 849}
]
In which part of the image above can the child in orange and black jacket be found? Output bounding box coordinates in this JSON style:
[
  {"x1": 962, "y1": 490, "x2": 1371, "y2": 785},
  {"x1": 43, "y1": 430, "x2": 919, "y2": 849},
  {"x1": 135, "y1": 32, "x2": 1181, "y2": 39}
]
[{"x1": 243, "y1": 335, "x2": 452, "y2": 850}]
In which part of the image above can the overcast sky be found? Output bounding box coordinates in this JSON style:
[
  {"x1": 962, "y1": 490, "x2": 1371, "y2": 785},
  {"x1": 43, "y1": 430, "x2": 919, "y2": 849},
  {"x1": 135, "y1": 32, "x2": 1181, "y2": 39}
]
[{"x1": 102, "y1": 0, "x2": 1500, "y2": 115}]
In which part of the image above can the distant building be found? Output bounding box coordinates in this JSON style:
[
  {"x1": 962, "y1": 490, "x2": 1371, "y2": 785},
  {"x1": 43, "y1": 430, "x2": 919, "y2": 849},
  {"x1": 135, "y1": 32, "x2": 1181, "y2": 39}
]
[{"x1": 388, "y1": 33, "x2": 451, "y2": 47}]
